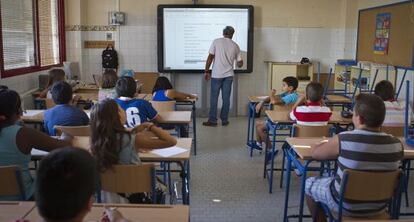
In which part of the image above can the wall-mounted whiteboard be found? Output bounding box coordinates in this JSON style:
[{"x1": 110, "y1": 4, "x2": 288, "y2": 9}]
[{"x1": 157, "y1": 5, "x2": 254, "y2": 73}]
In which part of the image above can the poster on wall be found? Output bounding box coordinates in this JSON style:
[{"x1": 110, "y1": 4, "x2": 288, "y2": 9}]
[{"x1": 373, "y1": 13, "x2": 391, "y2": 55}]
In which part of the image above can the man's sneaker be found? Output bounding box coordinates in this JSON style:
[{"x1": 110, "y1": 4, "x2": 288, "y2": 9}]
[
  {"x1": 202, "y1": 121, "x2": 218, "y2": 127},
  {"x1": 222, "y1": 121, "x2": 230, "y2": 126}
]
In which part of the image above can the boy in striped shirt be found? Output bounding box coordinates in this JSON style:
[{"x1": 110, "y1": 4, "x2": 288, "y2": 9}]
[
  {"x1": 305, "y1": 94, "x2": 403, "y2": 221},
  {"x1": 290, "y1": 82, "x2": 332, "y2": 126}
]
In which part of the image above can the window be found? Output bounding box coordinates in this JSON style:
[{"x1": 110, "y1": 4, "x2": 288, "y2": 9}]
[{"x1": 0, "y1": 0, "x2": 65, "y2": 78}]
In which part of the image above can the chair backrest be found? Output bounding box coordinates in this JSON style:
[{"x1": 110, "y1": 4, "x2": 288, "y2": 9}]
[
  {"x1": 381, "y1": 125, "x2": 405, "y2": 137},
  {"x1": 45, "y1": 98, "x2": 56, "y2": 109},
  {"x1": 134, "y1": 72, "x2": 159, "y2": 94},
  {"x1": 291, "y1": 124, "x2": 332, "y2": 137},
  {"x1": 54, "y1": 125, "x2": 91, "y2": 137},
  {"x1": 100, "y1": 164, "x2": 155, "y2": 195},
  {"x1": 341, "y1": 169, "x2": 401, "y2": 202},
  {"x1": 92, "y1": 74, "x2": 103, "y2": 88},
  {"x1": 0, "y1": 166, "x2": 25, "y2": 200},
  {"x1": 150, "y1": 100, "x2": 176, "y2": 112}
]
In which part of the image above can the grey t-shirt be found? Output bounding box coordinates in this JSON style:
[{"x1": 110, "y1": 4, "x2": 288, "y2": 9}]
[
  {"x1": 117, "y1": 133, "x2": 141, "y2": 165},
  {"x1": 209, "y1": 37, "x2": 242, "y2": 78}
]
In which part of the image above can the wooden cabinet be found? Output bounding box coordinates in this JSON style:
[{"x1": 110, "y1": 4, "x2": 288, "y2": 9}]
[{"x1": 266, "y1": 62, "x2": 313, "y2": 94}]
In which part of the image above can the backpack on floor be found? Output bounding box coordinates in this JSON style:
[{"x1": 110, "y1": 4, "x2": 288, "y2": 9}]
[{"x1": 102, "y1": 45, "x2": 118, "y2": 70}]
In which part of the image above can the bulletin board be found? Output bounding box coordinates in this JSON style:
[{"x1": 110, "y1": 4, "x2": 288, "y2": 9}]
[{"x1": 357, "y1": 1, "x2": 414, "y2": 69}]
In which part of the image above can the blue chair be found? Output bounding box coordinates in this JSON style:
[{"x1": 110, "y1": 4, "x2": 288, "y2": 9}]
[
  {"x1": 0, "y1": 165, "x2": 26, "y2": 200},
  {"x1": 319, "y1": 169, "x2": 403, "y2": 222}
]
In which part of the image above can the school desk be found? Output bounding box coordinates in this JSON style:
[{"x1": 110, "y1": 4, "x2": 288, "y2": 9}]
[
  {"x1": 246, "y1": 96, "x2": 290, "y2": 157},
  {"x1": 324, "y1": 94, "x2": 352, "y2": 106},
  {"x1": 282, "y1": 137, "x2": 414, "y2": 222},
  {"x1": 24, "y1": 203, "x2": 189, "y2": 222},
  {"x1": 31, "y1": 137, "x2": 192, "y2": 205},
  {"x1": 263, "y1": 109, "x2": 353, "y2": 193},
  {"x1": 143, "y1": 94, "x2": 198, "y2": 155},
  {"x1": 0, "y1": 201, "x2": 35, "y2": 221},
  {"x1": 21, "y1": 110, "x2": 191, "y2": 125}
]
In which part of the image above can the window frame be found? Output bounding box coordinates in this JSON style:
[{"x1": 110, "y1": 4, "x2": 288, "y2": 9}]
[{"x1": 0, "y1": 0, "x2": 66, "y2": 78}]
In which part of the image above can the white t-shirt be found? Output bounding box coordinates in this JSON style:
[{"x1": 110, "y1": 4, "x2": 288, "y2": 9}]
[{"x1": 209, "y1": 37, "x2": 242, "y2": 78}]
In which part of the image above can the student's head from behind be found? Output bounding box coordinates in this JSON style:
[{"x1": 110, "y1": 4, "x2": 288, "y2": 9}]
[
  {"x1": 282, "y1": 76, "x2": 298, "y2": 93},
  {"x1": 0, "y1": 88, "x2": 22, "y2": 131},
  {"x1": 223, "y1": 26, "x2": 235, "y2": 38},
  {"x1": 306, "y1": 82, "x2": 324, "y2": 103},
  {"x1": 353, "y1": 93, "x2": 385, "y2": 129},
  {"x1": 47, "y1": 69, "x2": 65, "y2": 86},
  {"x1": 90, "y1": 99, "x2": 128, "y2": 171},
  {"x1": 101, "y1": 70, "x2": 118, "y2": 89},
  {"x1": 152, "y1": 76, "x2": 173, "y2": 93},
  {"x1": 116, "y1": 76, "x2": 137, "y2": 98},
  {"x1": 35, "y1": 147, "x2": 97, "y2": 222},
  {"x1": 374, "y1": 80, "x2": 394, "y2": 101},
  {"x1": 51, "y1": 81, "x2": 73, "y2": 105}
]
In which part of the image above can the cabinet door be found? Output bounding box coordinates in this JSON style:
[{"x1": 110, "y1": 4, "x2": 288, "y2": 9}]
[{"x1": 271, "y1": 65, "x2": 297, "y2": 92}]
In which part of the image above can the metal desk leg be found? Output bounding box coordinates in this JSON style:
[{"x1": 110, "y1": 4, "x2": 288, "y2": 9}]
[
  {"x1": 192, "y1": 102, "x2": 197, "y2": 155},
  {"x1": 298, "y1": 162, "x2": 310, "y2": 222},
  {"x1": 283, "y1": 152, "x2": 293, "y2": 222},
  {"x1": 178, "y1": 161, "x2": 189, "y2": 205},
  {"x1": 269, "y1": 125, "x2": 277, "y2": 193},
  {"x1": 247, "y1": 102, "x2": 252, "y2": 145}
]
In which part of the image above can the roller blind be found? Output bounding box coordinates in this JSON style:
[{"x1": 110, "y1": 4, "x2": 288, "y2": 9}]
[
  {"x1": 38, "y1": 0, "x2": 60, "y2": 66},
  {"x1": 0, "y1": 0, "x2": 36, "y2": 70}
]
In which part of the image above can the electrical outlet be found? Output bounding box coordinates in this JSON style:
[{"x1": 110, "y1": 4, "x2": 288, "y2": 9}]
[{"x1": 106, "y1": 33, "x2": 112, "y2": 40}]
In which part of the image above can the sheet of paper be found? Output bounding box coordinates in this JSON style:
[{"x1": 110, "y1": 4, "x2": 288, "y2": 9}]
[
  {"x1": 150, "y1": 146, "x2": 187, "y2": 157},
  {"x1": 31, "y1": 148, "x2": 49, "y2": 156},
  {"x1": 23, "y1": 110, "x2": 44, "y2": 117}
]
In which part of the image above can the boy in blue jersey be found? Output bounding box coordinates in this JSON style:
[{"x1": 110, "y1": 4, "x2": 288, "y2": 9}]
[
  {"x1": 43, "y1": 81, "x2": 89, "y2": 136},
  {"x1": 115, "y1": 76, "x2": 161, "y2": 127},
  {"x1": 255, "y1": 76, "x2": 299, "y2": 149}
]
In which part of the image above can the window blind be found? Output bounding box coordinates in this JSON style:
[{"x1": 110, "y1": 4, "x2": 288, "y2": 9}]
[
  {"x1": 1, "y1": 0, "x2": 36, "y2": 70},
  {"x1": 38, "y1": 0, "x2": 60, "y2": 66}
]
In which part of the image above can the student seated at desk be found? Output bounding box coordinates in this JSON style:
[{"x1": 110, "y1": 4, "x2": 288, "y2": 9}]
[
  {"x1": 305, "y1": 94, "x2": 403, "y2": 221},
  {"x1": 152, "y1": 76, "x2": 197, "y2": 101},
  {"x1": 255, "y1": 76, "x2": 299, "y2": 149},
  {"x1": 31, "y1": 147, "x2": 130, "y2": 222},
  {"x1": 44, "y1": 81, "x2": 89, "y2": 136},
  {"x1": 39, "y1": 69, "x2": 65, "y2": 99},
  {"x1": 116, "y1": 76, "x2": 161, "y2": 127},
  {"x1": 99, "y1": 69, "x2": 119, "y2": 101},
  {"x1": 0, "y1": 88, "x2": 70, "y2": 201},
  {"x1": 290, "y1": 82, "x2": 332, "y2": 126},
  {"x1": 90, "y1": 99, "x2": 177, "y2": 203},
  {"x1": 374, "y1": 80, "x2": 410, "y2": 126}
]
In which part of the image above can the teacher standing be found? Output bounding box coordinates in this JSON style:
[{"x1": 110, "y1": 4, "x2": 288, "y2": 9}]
[{"x1": 203, "y1": 26, "x2": 243, "y2": 127}]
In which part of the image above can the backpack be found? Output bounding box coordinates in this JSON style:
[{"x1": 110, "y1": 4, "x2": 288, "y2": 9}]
[{"x1": 102, "y1": 45, "x2": 118, "y2": 69}]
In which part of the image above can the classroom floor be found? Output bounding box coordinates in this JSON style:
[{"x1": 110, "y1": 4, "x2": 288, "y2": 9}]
[{"x1": 189, "y1": 117, "x2": 414, "y2": 222}]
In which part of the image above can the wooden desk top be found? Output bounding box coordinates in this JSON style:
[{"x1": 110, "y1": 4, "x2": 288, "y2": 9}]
[
  {"x1": 286, "y1": 137, "x2": 414, "y2": 161},
  {"x1": 22, "y1": 110, "x2": 192, "y2": 125},
  {"x1": 325, "y1": 95, "x2": 352, "y2": 104},
  {"x1": 0, "y1": 201, "x2": 36, "y2": 221},
  {"x1": 33, "y1": 137, "x2": 192, "y2": 162},
  {"x1": 73, "y1": 92, "x2": 98, "y2": 101},
  {"x1": 265, "y1": 110, "x2": 352, "y2": 125},
  {"x1": 248, "y1": 95, "x2": 269, "y2": 103},
  {"x1": 158, "y1": 111, "x2": 191, "y2": 124},
  {"x1": 24, "y1": 203, "x2": 189, "y2": 222}
]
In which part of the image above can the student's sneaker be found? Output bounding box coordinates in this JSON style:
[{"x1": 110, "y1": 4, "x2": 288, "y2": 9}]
[{"x1": 253, "y1": 142, "x2": 263, "y2": 150}]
